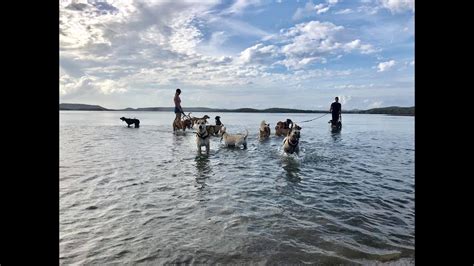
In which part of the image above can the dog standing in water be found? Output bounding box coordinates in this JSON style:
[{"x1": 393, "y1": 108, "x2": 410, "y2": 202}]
[
  {"x1": 259, "y1": 120, "x2": 271, "y2": 140},
  {"x1": 206, "y1": 116, "x2": 223, "y2": 136},
  {"x1": 120, "y1": 117, "x2": 140, "y2": 128},
  {"x1": 283, "y1": 124, "x2": 302, "y2": 155},
  {"x1": 195, "y1": 119, "x2": 210, "y2": 154},
  {"x1": 219, "y1": 126, "x2": 248, "y2": 149}
]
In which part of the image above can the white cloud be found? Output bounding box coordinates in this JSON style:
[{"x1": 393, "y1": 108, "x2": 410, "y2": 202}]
[
  {"x1": 377, "y1": 60, "x2": 396, "y2": 72},
  {"x1": 316, "y1": 4, "x2": 331, "y2": 14},
  {"x1": 410, "y1": 60, "x2": 414, "y2": 66},
  {"x1": 60, "y1": 72, "x2": 127, "y2": 96},
  {"x1": 224, "y1": 0, "x2": 262, "y2": 15},
  {"x1": 335, "y1": 8, "x2": 353, "y2": 14},
  {"x1": 369, "y1": 100, "x2": 383, "y2": 108},
  {"x1": 357, "y1": 5, "x2": 381, "y2": 15},
  {"x1": 275, "y1": 21, "x2": 375, "y2": 69},
  {"x1": 292, "y1": 1, "x2": 339, "y2": 20},
  {"x1": 379, "y1": 0, "x2": 414, "y2": 13},
  {"x1": 168, "y1": 14, "x2": 203, "y2": 55},
  {"x1": 238, "y1": 43, "x2": 279, "y2": 64},
  {"x1": 59, "y1": 0, "x2": 413, "y2": 109},
  {"x1": 211, "y1": 17, "x2": 269, "y2": 38},
  {"x1": 338, "y1": 95, "x2": 352, "y2": 105}
]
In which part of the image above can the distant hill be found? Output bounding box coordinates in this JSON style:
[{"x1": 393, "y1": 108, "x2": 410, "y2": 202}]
[
  {"x1": 59, "y1": 103, "x2": 108, "y2": 111},
  {"x1": 359, "y1": 106, "x2": 414, "y2": 116},
  {"x1": 60, "y1": 103, "x2": 414, "y2": 116}
]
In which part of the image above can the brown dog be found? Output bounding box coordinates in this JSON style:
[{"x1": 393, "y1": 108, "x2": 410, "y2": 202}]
[
  {"x1": 173, "y1": 117, "x2": 192, "y2": 132},
  {"x1": 275, "y1": 119, "x2": 293, "y2": 137}
]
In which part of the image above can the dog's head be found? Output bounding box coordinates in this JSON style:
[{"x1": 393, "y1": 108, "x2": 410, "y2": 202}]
[
  {"x1": 120, "y1": 117, "x2": 126, "y2": 121},
  {"x1": 260, "y1": 120, "x2": 270, "y2": 131},
  {"x1": 289, "y1": 124, "x2": 302, "y2": 139},
  {"x1": 196, "y1": 119, "x2": 207, "y2": 133},
  {"x1": 183, "y1": 118, "x2": 192, "y2": 128}
]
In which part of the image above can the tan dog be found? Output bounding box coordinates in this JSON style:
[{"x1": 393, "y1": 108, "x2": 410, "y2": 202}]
[
  {"x1": 283, "y1": 124, "x2": 302, "y2": 155},
  {"x1": 275, "y1": 119, "x2": 293, "y2": 137},
  {"x1": 259, "y1": 120, "x2": 271, "y2": 140},
  {"x1": 219, "y1": 126, "x2": 248, "y2": 149},
  {"x1": 190, "y1": 115, "x2": 210, "y2": 128},
  {"x1": 195, "y1": 119, "x2": 210, "y2": 154}
]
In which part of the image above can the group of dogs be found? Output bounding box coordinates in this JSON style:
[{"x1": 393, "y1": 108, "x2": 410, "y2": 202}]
[
  {"x1": 172, "y1": 114, "x2": 302, "y2": 155},
  {"x1": 120, "y1": 113, "x2": 341, "y2": 156}
]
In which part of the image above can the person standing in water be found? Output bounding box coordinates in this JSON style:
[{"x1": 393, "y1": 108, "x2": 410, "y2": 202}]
[
  {"x1": 329, "y1": 97, "x2": 341, "y2": 126},
  {"x1": 174, "y1": 88, "x2": 183, "y2": 128}
]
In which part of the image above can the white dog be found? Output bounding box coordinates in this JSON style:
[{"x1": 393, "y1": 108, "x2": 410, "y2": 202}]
[
  {"x1": 195, "y1": 119, "x2": 210, "y2": 154},
  {"x1": 259, "y1": 120, "x2": 271, "y2": 140},
  {"x1": 219, "y1": 126, "x2": 248, "y2": 149},
  {"x1": 282, "y1": 124, "x2": 301, "y2": 155}
]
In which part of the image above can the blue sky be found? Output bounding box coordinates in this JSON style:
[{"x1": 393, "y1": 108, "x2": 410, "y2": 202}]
[{"x1": 60, "y1": 0, "x2": 414, "y2": 110}]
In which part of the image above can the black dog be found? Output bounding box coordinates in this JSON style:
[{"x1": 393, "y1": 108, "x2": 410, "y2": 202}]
[
  {"x1": 215, "y1": 116, "x2": 222, "y2": 126},
  {"x1": 120, "y1": 117, "x2": 140, "y2": 128}
]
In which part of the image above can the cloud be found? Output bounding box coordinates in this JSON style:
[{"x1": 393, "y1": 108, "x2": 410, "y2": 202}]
[
  {"x1": 335, "y1": 8, "x2": 353, "y2": 14},
  {"x1": 377, "y1": 60, "x2": 396, "y2": 72},
  {"x1": 378, "y1": 0, "x2": 414, "y2": 13},
  {"x1": 238, "y1": 43, "x2": 279, "y2": 65},
  {"x1": 293, "y1": 1, "x2": 339, "y2": 20},
  {"x1": 338, "y1": 95, "x2": 352, "y2": 105},
  {"x1": 223, "y1": 0, "x2": 262, "y2": 15},
  {"x1": 275, "y1": 21, "x2": 375, "y2": 69},
  {"x1": 60, "y1": 72, "x2": 127, "y2": 97},
  {"x1": 210, "y1": 17, "x2": 269, "y2": 38},
  {"x1": 60, "y1": 0, "x2": 413, "y2": 109},
  {"x1": 369, "y1": 100, "x2": 383, "y2": 108}
]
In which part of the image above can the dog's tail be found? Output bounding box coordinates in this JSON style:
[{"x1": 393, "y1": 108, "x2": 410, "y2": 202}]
[{"x1": 244, "y1": 129, "x2": 249, "y2": 140}]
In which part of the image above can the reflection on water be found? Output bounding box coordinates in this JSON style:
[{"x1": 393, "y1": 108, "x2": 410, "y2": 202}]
[
  {"x1": 195, "y1": 155, "x2": 212, "y2": 188},
  {"x1": 281, "y1": 155, "x2": 301, "y2": 181},
  {"x1": 331, "y1": 130, "x2": 342, "y2": 142}
]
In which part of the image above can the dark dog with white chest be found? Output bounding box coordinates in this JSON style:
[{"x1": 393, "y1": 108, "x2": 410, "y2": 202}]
[
  {"x1": 120, "y1": 117, "x2": 140, "y2": 128},
  {"x1": 283, "y1": 124, "x2": 302, "y2": 154},
  {"x1": 205, "y1": 116, "x2": 224, "y2": 136}
]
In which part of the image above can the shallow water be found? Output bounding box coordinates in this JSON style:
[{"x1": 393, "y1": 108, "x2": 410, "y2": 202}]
[{"x1": 60, "y1": 111, "x2": 414, "y2": 264}]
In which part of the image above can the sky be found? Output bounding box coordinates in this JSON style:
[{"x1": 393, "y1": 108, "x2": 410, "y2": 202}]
[{"x1": 60, "y1": 0, "x2": 414, "y2": 110}]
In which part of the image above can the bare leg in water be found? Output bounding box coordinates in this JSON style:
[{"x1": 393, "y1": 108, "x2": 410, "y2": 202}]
[{"x1": 174, "y1": 112, "x2": 181, "y2": 131}]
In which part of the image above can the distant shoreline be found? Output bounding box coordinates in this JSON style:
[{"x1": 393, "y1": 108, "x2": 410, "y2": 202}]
[{"x1": 59, "y1": 103, "x2": 414, "y2": 116}]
